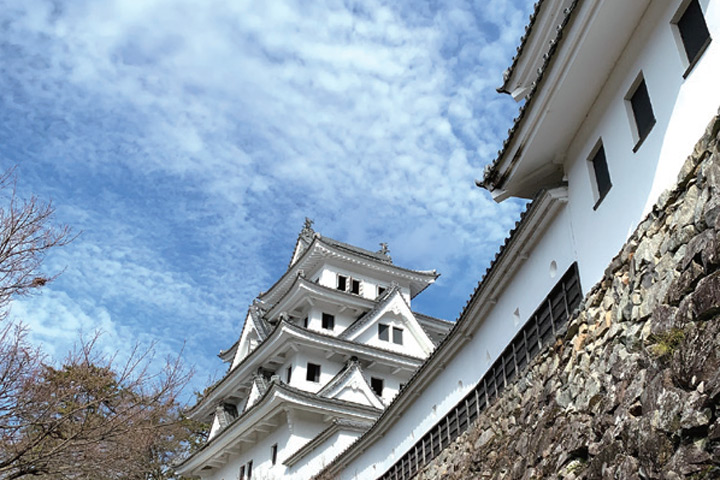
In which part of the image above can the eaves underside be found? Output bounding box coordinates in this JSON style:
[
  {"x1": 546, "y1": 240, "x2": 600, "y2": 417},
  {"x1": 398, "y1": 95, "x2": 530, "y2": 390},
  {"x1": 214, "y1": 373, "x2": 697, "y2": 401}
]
[
  {"x1": 178, "y1": 381, "x2": 382, "y2": 475},
  {"x1": 189, "y1": 320, "x2": 424, "y2": 420},
  {"x1": 480, "y1": 0, "x2": 580, "y2": 192}
]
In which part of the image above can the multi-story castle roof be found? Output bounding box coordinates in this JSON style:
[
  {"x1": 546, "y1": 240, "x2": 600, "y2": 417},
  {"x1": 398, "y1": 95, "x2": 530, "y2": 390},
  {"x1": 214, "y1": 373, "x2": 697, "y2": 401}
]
[{"x1": 176, "y1": 220, "x2": 451, "y2": 479}]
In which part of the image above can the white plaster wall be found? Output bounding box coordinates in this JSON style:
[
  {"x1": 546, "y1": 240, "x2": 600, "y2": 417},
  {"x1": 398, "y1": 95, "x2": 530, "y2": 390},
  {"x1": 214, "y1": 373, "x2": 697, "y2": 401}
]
[
  {"x1": 565, "y1": 0, "x2": 720, "y2": 290},
  {"x1": 336, "y1": 207, "x2": 577, "y2": 479},
  {"x1": 292, "y1": 351, "x2": 344, "y2": 394},
  {"x1": 288, "y1": 430, "x2": 363, "y2": 480},
  {"x1": 316, "y1": 263, "x2": 413, "y2": 304},
  {"x1": 203, "y1": 413, "x2": 326, "y2": 480},
  {"x1": 353, "y1": 311, "x2": 429, "y2": 358},
  {"x1": 305, "y1": 304, "x2": 359, "y2": 336}
]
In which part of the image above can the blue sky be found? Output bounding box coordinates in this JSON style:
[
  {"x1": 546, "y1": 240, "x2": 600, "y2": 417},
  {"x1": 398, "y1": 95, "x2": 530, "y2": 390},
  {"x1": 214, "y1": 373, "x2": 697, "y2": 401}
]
[{"x1": 1, "y1": 0, "x2": 532, "y2": 396}]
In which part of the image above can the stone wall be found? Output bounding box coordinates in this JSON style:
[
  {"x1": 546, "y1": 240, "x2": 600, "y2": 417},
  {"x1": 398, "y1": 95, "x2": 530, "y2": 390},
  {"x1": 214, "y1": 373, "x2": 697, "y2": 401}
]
[{"x1": 415, "y1": 110, "x2": 720, "y2": 479}]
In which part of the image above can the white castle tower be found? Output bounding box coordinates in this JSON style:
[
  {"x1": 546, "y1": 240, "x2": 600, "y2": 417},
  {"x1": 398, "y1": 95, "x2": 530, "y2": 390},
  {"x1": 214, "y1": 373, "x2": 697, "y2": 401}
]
[{"x1": 176, "y1": 219, "x2": 452, "y2": 479}]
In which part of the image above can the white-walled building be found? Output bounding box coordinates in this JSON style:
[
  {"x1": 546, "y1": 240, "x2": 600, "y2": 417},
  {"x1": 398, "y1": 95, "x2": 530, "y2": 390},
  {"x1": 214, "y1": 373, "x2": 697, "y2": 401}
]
[
  {"x1": 319, "y1": 1, "x2": 720, "y2": 479},
  {"x1": 175, "y1": 219, "x2": 452, "y2": 480}
]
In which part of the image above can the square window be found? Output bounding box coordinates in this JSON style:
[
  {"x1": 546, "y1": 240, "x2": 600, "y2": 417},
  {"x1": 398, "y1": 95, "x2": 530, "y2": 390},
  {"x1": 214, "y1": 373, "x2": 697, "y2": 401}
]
[
  {"x1": 371, "y1": 377, "x2": 384, "y2": 397},
  {"x1": 337, "y1": 274, "x2": 347, "y2": 291},
  {"x1": 306, "y1": 363, "x2": 321, "y2": 382},
  {"x1": 628, "y1": 76, "x2": 655, "y2": 148},
  {"x1": 271, "y1": 444, "x2": 278, "y2": 465},
  {"x1": 378, "y1": 323, "x2": 389, "y2": 341},
  {"x1": 393, "y1": 327, "x2": 404, "y2": 345},
  {"x1": 351, "y1": 279, "x2": 361, "y2": 294},
  {"x1": 321, "y1": 313, "x2": 335, "y2": 330},
  {"x1": 589, "y1": 142, "x2": 612, "y2": 209},
  {"x1": 677, "y1": 0, "x2": 711, "y2": 68}
]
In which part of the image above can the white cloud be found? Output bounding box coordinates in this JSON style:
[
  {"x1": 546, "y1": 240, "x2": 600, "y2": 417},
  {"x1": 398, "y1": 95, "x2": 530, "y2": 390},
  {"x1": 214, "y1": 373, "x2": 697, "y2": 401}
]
[{"x1": 1, "y1": 0, "x2": 535, "y2": 399}]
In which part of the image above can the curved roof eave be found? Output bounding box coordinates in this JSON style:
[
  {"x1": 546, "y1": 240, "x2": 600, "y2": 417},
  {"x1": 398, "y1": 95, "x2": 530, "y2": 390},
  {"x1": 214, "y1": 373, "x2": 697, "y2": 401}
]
[
  {"x1": 188, "y1": 319, "x2": 425, "y2": 420},
  {"x1": 478, "y1": 0, "x2": 580, "y2": 194},
  {"x1": 176, "y1": 380, "x2": 382, "y2": 475},
  {"x1": 258, "y1": 236, "x2": 439, "y2": 307}
]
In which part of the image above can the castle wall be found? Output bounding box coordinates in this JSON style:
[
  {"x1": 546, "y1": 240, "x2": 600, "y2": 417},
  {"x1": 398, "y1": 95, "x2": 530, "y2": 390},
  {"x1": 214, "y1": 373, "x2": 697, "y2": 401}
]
[
  {"x1": 414, "y1": 109, "x2": 720, "y2": 480},
  {"x1": 332, "y1": 202, "x2": 578, "y2": 479},
  {"x1": 565, "y1": 0, "x2": 720, "y2": 291}
]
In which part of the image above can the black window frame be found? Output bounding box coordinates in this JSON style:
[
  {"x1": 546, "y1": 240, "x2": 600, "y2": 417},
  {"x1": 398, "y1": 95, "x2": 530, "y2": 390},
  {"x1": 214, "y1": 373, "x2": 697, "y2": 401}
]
[
  {"x1": 306, "y1": 362, "x2": 321, "y2": 382},
  {"x1": 371, "y1": 377, "x2": 384, "y2": 397},
  {"x1": 321, "y1": 312, "x2": 335, "y2": 330},
  {"x1": 393, "y1": 327, "x2": 404, "y2": 345},
  {"x1": 378, "y1": 323, "x2": 389, "y2": 341},
  {"x1": 675, "y1": 0, "x2": 712, "y2": 77},
  {"x1": 628, "y1": 76, "x2": 656, "y2": 151},
  {"x1": 350, "y1": 278, "x2": 361, "y2": 294},
  {"x1": 337, "y1": 274, "x2": 347, "y2": 291},
  {"x1": 589, "y1": 141, "x2": 612, "y2": 210}
]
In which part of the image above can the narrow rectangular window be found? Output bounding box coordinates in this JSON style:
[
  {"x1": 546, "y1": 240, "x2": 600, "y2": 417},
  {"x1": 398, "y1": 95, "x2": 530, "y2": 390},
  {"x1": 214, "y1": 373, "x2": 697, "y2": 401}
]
[
  {"x1": 303, "y1": 316, "x2": 308, "y2": 328},
  {"x1": 378, "y1": 323, "x2": 389, "y2": 341},
  {"x1": 351, "y1": 279, "x2": 361, "y2": 294},
  {"x1": 371, "y1": 377, "x2": 384, "y2": 397},
  {"x1": 306, "y1": 363, "x2": 321, "y2": 382},
  {"x1": 377, "y1": 286, "x2": 386, "y2": 297},
  {"x1": 239, "y1": 465, "x2": 245, "y2": 480},
  {"x1": 321, "y1": 313, "x2": 334, "y2": 330},
  {"x1": 271, "y1": 444, "x2": 278, "y2": 465},
  {"x1": 286, "y1": 366, "x2": 292, "y2": 384},
  {"x1": 628, "y1": 77, "x2": 655, "y2": 148},
  {"x1": 677, "y1": 0, "x2": 711, "y2": 67},
  {"x1": 393, "y1": 327, "x2": 404, "y2": 345},
  {"x1": 590, "y1": 142, "x2": 612, "y2": 208},
  {"x1": 247, "y1": 460, "x2": 253, "y2": 479},
  {"x1": 337, "y1": 274, "x2": 347, "y2": 291}
]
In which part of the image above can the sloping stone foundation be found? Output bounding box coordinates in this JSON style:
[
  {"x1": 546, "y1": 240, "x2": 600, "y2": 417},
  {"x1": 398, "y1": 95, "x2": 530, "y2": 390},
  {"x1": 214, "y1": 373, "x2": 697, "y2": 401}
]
[{"x1": 415, "y1": 111, "x2": 720, "y2": 480}]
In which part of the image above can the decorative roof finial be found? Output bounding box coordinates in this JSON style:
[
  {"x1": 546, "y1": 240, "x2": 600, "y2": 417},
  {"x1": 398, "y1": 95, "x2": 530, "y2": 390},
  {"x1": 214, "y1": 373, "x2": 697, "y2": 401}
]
[
  {"x1": 378, "y1": 242, "x2": 390, "y2": 256},
  {"x1": 301, "y1": 217, "x2": 315, "y2": 238}
]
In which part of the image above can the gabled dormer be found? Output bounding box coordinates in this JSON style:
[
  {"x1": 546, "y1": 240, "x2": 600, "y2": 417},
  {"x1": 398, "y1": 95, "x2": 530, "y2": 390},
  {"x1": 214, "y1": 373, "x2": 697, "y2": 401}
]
[
  {"x1": 232, "y1": 304, "x2": 271, "y2": 369},
  {"x1": 339, "y1": 287, "x2": 435, "y2": 358},
  {"x1": 318, "y1": 359, "x2": 386, "y2": 410}
]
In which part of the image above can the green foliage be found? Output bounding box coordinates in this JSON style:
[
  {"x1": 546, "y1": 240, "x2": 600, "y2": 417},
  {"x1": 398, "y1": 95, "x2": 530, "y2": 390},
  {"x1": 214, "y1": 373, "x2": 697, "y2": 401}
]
[{"x1": 649, "y1": 328, "x2": 686, "y2": 358}]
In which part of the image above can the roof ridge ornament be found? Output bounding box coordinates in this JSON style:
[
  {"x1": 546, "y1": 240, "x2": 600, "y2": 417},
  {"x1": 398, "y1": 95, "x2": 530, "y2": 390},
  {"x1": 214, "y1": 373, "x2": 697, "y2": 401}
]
[
  {"x1": 377, "y1": 242, "x2": 391, "y2": 260},
  {"x1": 300, "y1": 217, "x2": 315, "y2": 239}
]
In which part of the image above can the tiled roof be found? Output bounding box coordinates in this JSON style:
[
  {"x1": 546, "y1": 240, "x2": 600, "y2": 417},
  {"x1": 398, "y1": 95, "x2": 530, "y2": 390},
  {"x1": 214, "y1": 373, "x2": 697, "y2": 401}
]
[
  {"x1": 497, "y1": 0, "x2": 548, "y2": 94},
  {"x1": 337, "y1": 284, "x2": 400, "y2": 340},
  {"x1": 177, "y1": 379, "x2": 382, "y2": 472},
  {"x1": 189, "y1": 319, "x2": 425, "y2": 418},
  {"x1": 283, "y1": 418, "x2": 373, "y2": 468},
  {"x1": 413, "y1": 311, "x2": 454, "y2": 346},
  {"x1": 479, "y1": 0, "x2": 580, "y2": 190}
]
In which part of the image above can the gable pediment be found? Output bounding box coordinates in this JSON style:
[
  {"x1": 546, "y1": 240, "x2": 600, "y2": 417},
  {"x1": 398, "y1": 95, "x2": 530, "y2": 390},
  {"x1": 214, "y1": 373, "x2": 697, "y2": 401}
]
[
  {"x1": 318, "y1": 361, "x2": 385, "y2": 410},
  {"x1": 339, "y1": 288, "x2": 435, "y2": 357}
]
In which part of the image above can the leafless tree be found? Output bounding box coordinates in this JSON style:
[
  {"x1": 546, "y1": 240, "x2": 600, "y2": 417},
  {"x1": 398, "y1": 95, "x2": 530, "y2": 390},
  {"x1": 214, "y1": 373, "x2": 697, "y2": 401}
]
[
  {"x1": 0, "y1": 168, "x2": 73, "y2": 319},
  {"x1": 0, "y1": 169, "x2": 205, "y2": 479}
]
